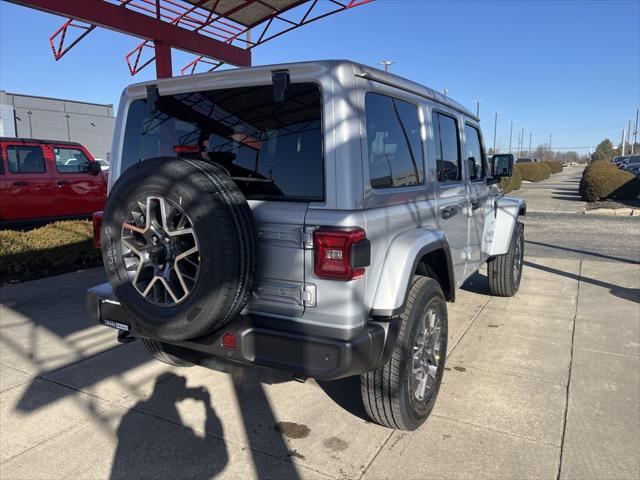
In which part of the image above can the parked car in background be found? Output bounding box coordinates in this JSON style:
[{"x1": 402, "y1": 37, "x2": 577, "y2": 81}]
[
  {"x1": 95, "y1": 158, "x2": 110, "y2": 171},
  {"x1": 516, "y1": 157, "x2": 533, "y2": 163},
  {"x1": 0, "y1": 137, "x2": 107, "y2": 227},
  {"x1": 94, "y1": 158, "x2": 110, "y2": 185},
  {"x1": 613, "y1": 155, "x2": 629, "y2": 167},
  {"x1": 623, "y1": 155, "x2": 640, "y2": 176}
]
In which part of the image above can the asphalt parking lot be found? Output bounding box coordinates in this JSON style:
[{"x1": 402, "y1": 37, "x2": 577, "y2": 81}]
[{"x1": 1, "y1": 168, "x2": 639, "y2": 480}]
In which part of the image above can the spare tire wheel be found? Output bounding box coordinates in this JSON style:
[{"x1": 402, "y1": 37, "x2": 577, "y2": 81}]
[{"x1": 101, "y1": 157, "x2": 257, "y2": 341}]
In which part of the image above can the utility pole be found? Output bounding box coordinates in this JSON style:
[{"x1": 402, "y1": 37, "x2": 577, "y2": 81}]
[
  {"x1": 442, "y1": 88, "x2": 449, "y2": 97},
  {"x1": 492, "y1": 111, "x2": 499, "y2": 154},
  {"x1": 633, "y1": 107, "x2": 639, "y2": 154},
  {"x1": 475, "y1": 100, "x2": 481, "y2": 118},
  {"x1": 517, "y1": 127, "x2": 524, "y2": 157},
  {"x1": 548, "y1": 133, "x2": 552, "y2": 160},
  {"x1": 528, "y1": 131, "x2": 532, "y2": 159},
  {"x1": 621, "y1": 128, "x2": 626, "y2": 156},
  {"x1": 378, "y1": 60, "x2": 394, "y2": 72},
  {"x1": 627, "y1": 119, "x2": 632, "y2": 155},
  {"x1": 508, "y1": 120, "x2": 514, "y2": 153}
]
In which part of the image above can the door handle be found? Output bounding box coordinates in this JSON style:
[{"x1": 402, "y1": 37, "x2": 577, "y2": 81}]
[
  {"x1": 57, "y1": 180, "x2": 71, "y2": 186},
  {"x1": 13, "y1": 181, "x2": 28, "y2": 187},
  {"x1": 441, "y1": 207, "x2": 458, "y2": 219}
]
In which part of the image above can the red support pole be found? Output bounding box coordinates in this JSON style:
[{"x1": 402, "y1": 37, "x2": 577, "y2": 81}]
[{"x1": 154, "y1": 40, "x2": 172, "y2": 78}]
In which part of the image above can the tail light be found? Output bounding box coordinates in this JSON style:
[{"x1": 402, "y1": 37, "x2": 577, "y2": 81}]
[
  {"x1": 313, "y1": 228, "x2": 370, "y2": 280},
  {"x1": 92, "y1": 211, "x2": 103, "y2": 249},
  {"x1": 173, "y1": 145, "x2": 199, "y2": 154}
]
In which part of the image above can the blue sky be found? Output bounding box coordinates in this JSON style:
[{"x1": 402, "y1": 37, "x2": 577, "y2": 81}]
[{"x1": 1, "y1": 0, "x2": 638, "y2": 153}]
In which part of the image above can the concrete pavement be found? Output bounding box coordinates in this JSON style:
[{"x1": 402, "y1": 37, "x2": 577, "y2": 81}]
[
  {"x1": 1, "y1": 165, "x2": 639, "y2": 479},
  {"x1": 512, "y1": 166, "x2": 586, "y2": 214},
  {"x1": 1, "y1": 255, "x2": 638, "y2": 480}
]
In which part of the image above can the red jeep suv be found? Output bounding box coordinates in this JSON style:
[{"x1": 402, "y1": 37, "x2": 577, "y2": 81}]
[{"x1": 0, "y1": 138, "x2": 107, "y2": 227}]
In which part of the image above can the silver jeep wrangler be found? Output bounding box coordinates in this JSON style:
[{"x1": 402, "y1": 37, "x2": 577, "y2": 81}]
[{"x1": 87, "y1": 60, "x2": 525, "y2": 431}]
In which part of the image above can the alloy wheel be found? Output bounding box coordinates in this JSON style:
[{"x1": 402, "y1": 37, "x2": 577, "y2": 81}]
[
  {"x1": 412, "y1": 307, "x2": 442, "y2": 402},
  {"x1": 120, "y1": 196, "x2": 200, "y2": 306}
]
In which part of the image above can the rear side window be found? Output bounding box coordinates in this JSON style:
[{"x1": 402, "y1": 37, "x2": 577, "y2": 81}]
[
  {"x1": 121, "y1": 83, "x2": 323, "y2": 202},
  {"x1": 464, "y1": 124, "x2": 486, "y2": 180},
  {"x1": 0, "y1": 149, "x2": 4, "y2": 175},
  {"x1": 433, "y1": 112, "x2": 460, "y2": 182},
  {"x1": 54, "y1": 147, "x2": 91, "y2": 173},
  {"x1": 7, "y1": 146, "x2": 45, "y2": 173},
  {"x1": 365, "y1": 92, "x2": 424, "y2": 189}
]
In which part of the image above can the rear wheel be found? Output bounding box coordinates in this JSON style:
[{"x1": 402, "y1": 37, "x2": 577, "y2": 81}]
[
  {"x1": 487, "y1": 221, "x2": 524, "y2": 297},
  {"x1": 142, "y1": 338, "x2": 200, "y2": 367},
  {"x1": 361, "y1": 276, "x2": 448, "y2": 430}
]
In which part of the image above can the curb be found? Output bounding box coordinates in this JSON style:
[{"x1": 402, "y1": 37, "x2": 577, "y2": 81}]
[{"x1": 584, "y1": 208, "x2": 639, "y2": 216}]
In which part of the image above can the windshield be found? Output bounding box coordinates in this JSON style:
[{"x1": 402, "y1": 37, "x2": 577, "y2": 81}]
[{"x1": 121, "y1": 83, "x2": 323, "y2": 202}]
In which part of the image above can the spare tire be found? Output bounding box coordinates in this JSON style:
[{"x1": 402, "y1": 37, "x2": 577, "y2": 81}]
[{"x1": 101, "y1": 157, "x2": 257, "y2": 341}]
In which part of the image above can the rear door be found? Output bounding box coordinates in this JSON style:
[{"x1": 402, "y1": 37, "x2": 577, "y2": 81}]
[
  {"x1": 463, "y1": 122, "x2": 490, "y2": 268},
  {"x1": 51, "y1": 144, "x2": 107, "y2": 216},
  {"x1": 2, "y1": 142, "x2": 55, "y2": 221},
  {"x1": 433, "y1": 110, "x2": 470, "y2": 285}
]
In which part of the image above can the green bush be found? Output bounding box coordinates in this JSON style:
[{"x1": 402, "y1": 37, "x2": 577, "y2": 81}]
[
  {"x1": 498, "y1": 164, "x2": 523, "y2": 193},
  {"x1": 579, "y1": 160, "x2": 640, "y2": 202},
  {"x1": 0, "y1": 220, "x2": 101, "y2": 283},
  {"x1": 517, "y1": 162, "x2": 551, "y2": 182},
  {"x1": 542, "y1": 160, "x2": 563, "y2": 174}
]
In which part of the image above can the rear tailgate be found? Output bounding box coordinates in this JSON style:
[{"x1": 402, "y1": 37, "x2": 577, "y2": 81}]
[{"x1": 246, "y1": 201, "x2": 311, "y2": 318}]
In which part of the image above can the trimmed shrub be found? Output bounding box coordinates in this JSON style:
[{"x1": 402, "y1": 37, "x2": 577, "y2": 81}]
[
  {"x1": 498, "y1": 164, "x2": 522, "y2": 193},
  {"x1": 542, "y1": 160, "x2": 563, "y2": 174},
  {"x1": 517, "y1": 162, "x2": 551, "y2": 182},
  {"x1": 579, "y1": 160, "x2": 640, "y2": 202},
  {"x1": 0, "y1": 220, "x2": 101, "y2": 283}
]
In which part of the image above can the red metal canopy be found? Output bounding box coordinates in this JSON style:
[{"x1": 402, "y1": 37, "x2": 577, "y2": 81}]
[{"x1": 6, "y1": 0, "x2": 373, "y2": 78}]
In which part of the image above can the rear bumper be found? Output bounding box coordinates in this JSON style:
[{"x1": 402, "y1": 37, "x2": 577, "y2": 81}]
[{"x1": 86, "y1": 283, "x2": 398, "y2": 380}]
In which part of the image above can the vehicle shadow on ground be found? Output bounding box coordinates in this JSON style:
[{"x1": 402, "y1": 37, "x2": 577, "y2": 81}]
[
  {"x1": 525, "y1": 240, "x2": 640, "y2": 265},
  {"x1": 317, "y1": 376, "x2": 370, "y2": 422},
  {"x1": 461, "y1": 261, "x2": 639, "y2": 304},
  {"x1": 459, "y1": 272, "x2": 490, "y2": 295},
  {"x1": 523, "y1": 260, "x2": 640, "y2": 304}
]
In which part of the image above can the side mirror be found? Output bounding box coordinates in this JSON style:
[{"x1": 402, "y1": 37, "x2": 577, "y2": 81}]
[
  {"x1": 488, "y1": 154, "x2": 514, "y2": 184},
  {"x1": 89, "y1": 161, "x2": 102, "y2": 176}
]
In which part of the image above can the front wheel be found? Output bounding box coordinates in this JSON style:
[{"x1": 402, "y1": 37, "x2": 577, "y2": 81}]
[
  {"x1": 360, "y1": 276, "x2": 448, "y2": 430},
  {"x1": 487, "y1": 221, "x2": 524, "y2": 297}
]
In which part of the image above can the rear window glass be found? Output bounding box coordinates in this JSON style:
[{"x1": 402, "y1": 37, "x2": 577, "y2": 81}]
[
  {"x1": 365, "y1": 92, "x2": 424, "y2": 189},
  {"x1": 7, "y1": 146, "x2": 45, "y2": 173},
  {"x1": 121, "y1": 83, "x2": 323, "y2": 201}
]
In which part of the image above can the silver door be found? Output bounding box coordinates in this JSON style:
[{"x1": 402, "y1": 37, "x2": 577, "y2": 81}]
[
  {"x1": 463, "y1": 122, "x2": 490, "y2": 269},
  {"x1": 432, "y1": 110, "x2": 469, "y2": 285}
]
